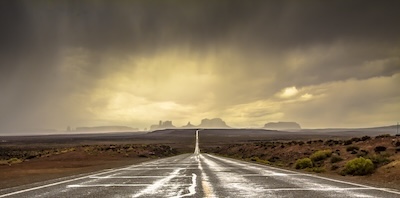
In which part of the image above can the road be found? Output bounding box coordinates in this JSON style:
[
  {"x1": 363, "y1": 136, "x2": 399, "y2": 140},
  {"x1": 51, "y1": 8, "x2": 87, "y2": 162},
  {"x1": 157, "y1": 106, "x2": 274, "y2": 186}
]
[{"x1": 1, "y1": 130, "x2": 399, "y2": 197}]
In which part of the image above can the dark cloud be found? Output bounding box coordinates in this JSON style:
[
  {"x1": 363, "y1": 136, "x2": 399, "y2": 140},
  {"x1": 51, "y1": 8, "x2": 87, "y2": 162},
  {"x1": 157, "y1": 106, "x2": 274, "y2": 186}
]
[{"x1": 1, "y1": 0, "x2": 399, "y2": 131}]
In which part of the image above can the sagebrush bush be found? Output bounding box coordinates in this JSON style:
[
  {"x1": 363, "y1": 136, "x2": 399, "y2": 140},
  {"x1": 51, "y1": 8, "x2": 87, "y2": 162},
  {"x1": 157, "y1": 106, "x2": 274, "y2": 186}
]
[
  {"x1": 330, "y1": 155, "x2": 343, "y2": 163},
  {"x1": 343, "y1": 139, "x2": 353, "y2": 145},
  {"x1": 343, "y1": 157, "x2": 374, "y2": 175},
  {"x1": 367, "y1": 155, "x2": 392, "y2": 166},
  {"x1": 310, "y1": 150, "x2": 332, "y2": 162},
  {"x1": 346, "y1": 146, "x2": 360, "y2": 152},
  {"x1": 361, "y1": 136, "x2": 371, "y2": 141},
  {"x1": 250, "y1": 156, "x2": 271, "y2": 165},
  {"x1": 295, "y1": 158, "x2": 313, "y2": 169},
  {"x1": 374, "y1": 146, "x2": 387, "y2": 153},
  {"x1": 375, "y1": 134, "x2": 391, "y2": 139},
  {"x1": 305, "y1": 167, "x2": 326, "y2": 173}
]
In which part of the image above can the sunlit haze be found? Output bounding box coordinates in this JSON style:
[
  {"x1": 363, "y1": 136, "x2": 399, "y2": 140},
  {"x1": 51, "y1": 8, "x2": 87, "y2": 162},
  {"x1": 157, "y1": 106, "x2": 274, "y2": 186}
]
[{"x1": 1, "y1": 0, "x2": 399, "y2": 133}]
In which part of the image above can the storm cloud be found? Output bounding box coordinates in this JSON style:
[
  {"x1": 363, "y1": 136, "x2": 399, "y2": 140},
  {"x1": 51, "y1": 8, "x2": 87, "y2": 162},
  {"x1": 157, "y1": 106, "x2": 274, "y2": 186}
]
[{"x1": 1, "y1": 0, "x2": 399, "y2": 132}]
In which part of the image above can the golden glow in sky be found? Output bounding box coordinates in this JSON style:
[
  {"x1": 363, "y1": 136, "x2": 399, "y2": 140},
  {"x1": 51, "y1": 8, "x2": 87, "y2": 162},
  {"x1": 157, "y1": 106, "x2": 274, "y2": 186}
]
[{"x1": 1, "y1": 1, "x2": 399, "y2": 132}]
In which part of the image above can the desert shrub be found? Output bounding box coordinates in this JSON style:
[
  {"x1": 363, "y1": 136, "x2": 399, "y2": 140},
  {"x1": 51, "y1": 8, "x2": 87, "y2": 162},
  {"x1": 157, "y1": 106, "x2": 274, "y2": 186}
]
[
  {"x1": 324, "y1": 139, "x2": 334, "y2": 145},
  {"x1": 330, "y1": 155, "x2": 343, "y2": 163},
  {"x1": 305, "y1": 167, "x2": 326, "y2": 173},
  {"x1": 396, "y1": 147, "x2": 400, "y2": 153},
  {"x1": 250, "y1": 157, "x2": 258, "y2": 161},
  {"x1": 331, "y1": 165, "x2": 339, "y2": 170},
  {"x1": 268, "y1": 156, "x2": 280, "y2": 162},
  {"x1": 367, "y1": 155, "x2": 392, "y2": 166},
  {"x1": 7, "y1": 158, "x2": 23, "y2": 165},
  {"x1": 298, "y1": 141, "x2": 305, "y2": 145},
  {"x1": 310, "y1": 150, "x2": 332, "y2": 162},
  {"x1": 395, "y1": 141, "x2": 400, "y2": 147},
  {"x1": 343, "y1": 139, "x2": 353, "y2": 145},
  {"x1": 375, "y1": 134, "x2": 391, "y2": 139},
  {"x1": 361, "y1": 136, "x2": 371, "y2": 141},
  {"x1": 374, "y1": 146, "x2": 387, "y2": 153},
  {"x1": 351, "y1": 137, "x2": 361, "y2": 142},
  {"x1": 357, "y1": 150, "x2": 369, "y2": 157},
  {"x1": 343, "y1": 157, "x2": 374, "y2": 175},
  {"x1": 346, "y1": 146, "x2": 360, "y2": 152},
  {"x1": 138, "y1": 154, "x2": 147, "y2": 158},
  {"x1": 295, "y1": 158, "x2": 313, "y2": 169},
  {"x1": 250, "y1": 156, "x2": 271, "y2": 165}
]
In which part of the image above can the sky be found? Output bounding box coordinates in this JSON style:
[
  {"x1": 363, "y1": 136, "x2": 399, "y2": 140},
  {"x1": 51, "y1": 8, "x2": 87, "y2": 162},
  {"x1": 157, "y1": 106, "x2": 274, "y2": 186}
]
[{"x1": 0, "y1": 0, "x2": 399, "y2": 133}]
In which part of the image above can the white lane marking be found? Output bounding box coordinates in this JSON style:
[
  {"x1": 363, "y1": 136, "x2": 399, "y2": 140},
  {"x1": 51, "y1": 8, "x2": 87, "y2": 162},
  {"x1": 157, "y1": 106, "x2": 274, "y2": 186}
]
[
  {"x1": 135, "y1": 165, "x2": 198, "y2": 167},
  {"x1": 171, "y1": 173, "x2": 197, "y2": 198},
  {"x1": 123, "y1": 167, "x2": 198, "y2": 170},
  {"x1": 242, "y1": 173, "x2": 306, "y2": 177},
  {"x1": 207, "y1": 154, "x2": 400, "y2": 195},
  {"x1": 131, "y1": 168, "x2": 183, "y2": 198},
  {"x1": 89, "y1": 176, "x2": 191, "y2": 179},
  {"x1": 67, "y1": 184, "x2": 191, "y2": 188},
  {"x1": 238, "y1": 187, "x2": 376, "y2": 191},
  {"x1": 194, "y1": 130, "x2": 200, "y2": 155}
]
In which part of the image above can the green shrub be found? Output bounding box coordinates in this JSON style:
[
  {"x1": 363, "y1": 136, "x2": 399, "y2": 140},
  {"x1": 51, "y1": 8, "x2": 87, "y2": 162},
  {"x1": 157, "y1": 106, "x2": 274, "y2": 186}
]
[
  {"x1": 367, "y1": 155, "x2": 392, "y2": 166},
  {"x1": 342, "y1": 157, "x2": 374, "y2": 175},
  {"x1": 330, "y1": 155, "x2": 343, "y2": 163},
  {"x1": 346, "y1": 146, "x2": 359, "y2": 152},
  {"x1": 250, "y1": 156, "x2": 271, "y2": 165},
  {"x1": 310, "y1": 150, "x2": 332, "y2": 162},
  {"x1": 305, "y1": 167, "x2": 326, "y2": 173},
  {"x1": 295, "y1": 158, "x2": 313, "y2": 169}
]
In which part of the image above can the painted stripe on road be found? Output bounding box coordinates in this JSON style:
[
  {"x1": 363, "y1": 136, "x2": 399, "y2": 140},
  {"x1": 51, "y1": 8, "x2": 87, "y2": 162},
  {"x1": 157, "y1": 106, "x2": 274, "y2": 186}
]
[
  {"x1": 123, "y1": 167, "x2": 198, "y2": 170},
  {"x1": 89, "y1": 176, "x2": 191, "y2": 179},
  {"x1": 242, "y1": 173, "x2": 307, "y2": 177},
  {"x1": 67, "y1": 184, "x2": 192, "y2": 188},
  {"x1": 252, "y1": 187, "x2": 379, "y2": 191}
]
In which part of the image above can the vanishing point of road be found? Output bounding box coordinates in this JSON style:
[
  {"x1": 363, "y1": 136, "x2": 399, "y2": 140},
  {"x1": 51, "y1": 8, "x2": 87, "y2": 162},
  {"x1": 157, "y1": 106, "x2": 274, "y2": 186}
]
[{"x1": 1, "y1": 130, "x2": 399, "y2": 197}]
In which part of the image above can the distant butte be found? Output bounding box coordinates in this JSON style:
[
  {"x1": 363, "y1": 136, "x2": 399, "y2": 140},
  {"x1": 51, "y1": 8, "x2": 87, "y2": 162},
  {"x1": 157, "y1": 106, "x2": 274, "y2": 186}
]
[
  {"x1": 182, "y1": 122, "x2": 195, "y2": 128},
  {"x1": 150, "y1": 120, "x2": 176, "y2": 130},
  {"x1": 198, "y1": 118, "x2": 230, "y2": 128},
  {"x1": 264, "y1": 122, "x2": 301, "y2": 130}
]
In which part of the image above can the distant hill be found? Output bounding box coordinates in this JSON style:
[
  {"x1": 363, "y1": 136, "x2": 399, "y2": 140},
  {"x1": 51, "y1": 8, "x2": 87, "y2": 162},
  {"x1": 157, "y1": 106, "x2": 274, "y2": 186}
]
[
  {"x1": 198, "y1": 118, "x2": 230, "y2": 128},
  {"x1": 302, "y1": 125, "x2": 399, "y2": 136},
  {"x1": 264, "y1": 122, "x2": 301, "y2": 130},
  {"x1": 75, "y1": 126, "x2": 138, "y2": 132}
]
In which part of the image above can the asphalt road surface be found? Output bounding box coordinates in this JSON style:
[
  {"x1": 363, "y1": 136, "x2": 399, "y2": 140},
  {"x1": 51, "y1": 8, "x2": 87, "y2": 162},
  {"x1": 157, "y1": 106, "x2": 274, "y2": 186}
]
[{"x1": 1, "y1": 130, "x2": 399, "y2": 197}]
